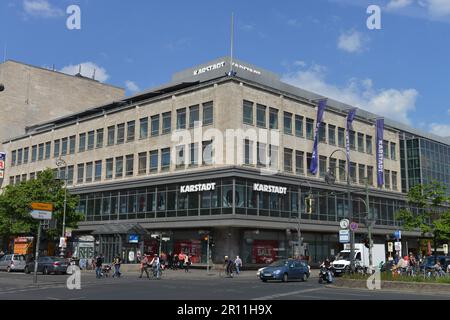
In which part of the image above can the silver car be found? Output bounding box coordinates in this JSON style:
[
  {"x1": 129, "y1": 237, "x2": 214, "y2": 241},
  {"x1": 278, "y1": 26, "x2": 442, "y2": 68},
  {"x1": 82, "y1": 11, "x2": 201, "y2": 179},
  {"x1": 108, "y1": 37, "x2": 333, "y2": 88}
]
[{"x1": 0, "y1": 254, "x2": 27, "y2": 272}]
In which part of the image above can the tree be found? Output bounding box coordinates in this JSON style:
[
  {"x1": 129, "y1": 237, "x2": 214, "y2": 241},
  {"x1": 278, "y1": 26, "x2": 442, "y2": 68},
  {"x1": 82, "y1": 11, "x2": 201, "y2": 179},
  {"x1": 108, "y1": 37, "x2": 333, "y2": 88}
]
[
  {"x1": 0, "y1": 169, "x2": 83, "y2": 250},
  {"x1": 396, "y1": 181, "x2": 450, "y2": 260}
]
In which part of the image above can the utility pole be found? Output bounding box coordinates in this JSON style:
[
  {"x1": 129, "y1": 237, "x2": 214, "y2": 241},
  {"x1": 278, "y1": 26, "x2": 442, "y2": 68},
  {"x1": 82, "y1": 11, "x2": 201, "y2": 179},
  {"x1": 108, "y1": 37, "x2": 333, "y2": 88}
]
[
  {"x1": 33, "y1": 221, "x2": 42, "y2": 285},
  {"x1": 366, "y1": 177, "x2": 374, "y2": 273},
  {"x1": 207, "y1": 235, "x2": 210, "y2": 274}
]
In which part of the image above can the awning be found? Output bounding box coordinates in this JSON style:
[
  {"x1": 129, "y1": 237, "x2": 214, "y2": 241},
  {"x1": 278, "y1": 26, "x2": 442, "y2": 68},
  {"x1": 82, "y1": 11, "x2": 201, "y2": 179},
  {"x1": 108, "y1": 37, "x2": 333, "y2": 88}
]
[{"x1": 91, "y1": 223, "x2": 150, "y2": 235}]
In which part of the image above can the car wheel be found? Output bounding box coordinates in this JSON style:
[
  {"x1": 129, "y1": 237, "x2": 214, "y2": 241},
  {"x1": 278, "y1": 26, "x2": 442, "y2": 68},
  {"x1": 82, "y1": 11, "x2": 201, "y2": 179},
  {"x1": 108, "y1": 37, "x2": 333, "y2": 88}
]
[
  {"x1": 282, "y1": 273, "x2": 288, "y2": 282},
  {"x1": 43, "y1": 267, "x2": 49, "y2": 275},
  {"x1": 6, "y1": 266, "x2": 11, "y2": 273},
  {"x1": 24, "y1": 266, "x2": 30, "y2": 274},
  {"x1": 301, "y1": 273, "x2": 307, "y2": 282}
]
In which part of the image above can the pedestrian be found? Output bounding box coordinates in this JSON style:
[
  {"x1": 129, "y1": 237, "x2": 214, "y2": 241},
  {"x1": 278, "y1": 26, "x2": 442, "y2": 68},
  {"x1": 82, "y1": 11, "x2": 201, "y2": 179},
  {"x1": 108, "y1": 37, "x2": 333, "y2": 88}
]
[
  {"x1": 139, "y1": 254, "x2": 150, "y2": 279},
  {"x1": 150, "y1": 254, "x2": 161, "y2": 279},
  {"x1": 179, "y1": 251, "x2": 185, "y2": 270},
  {"x1": 173, "y1": 253, "x2": 179, "y2": 270},
  {"x1": 95, "y1": 253, "x2": 104, "y2": 279},
  {"x1": 184, "y1": 254, "x2": 191, "y2": 272},
  {"x1": 167, "y1": 252, "x2": 173, "y2": 270},
  {"x1": 0, "y1": 250, "x2": 4, "y2": 259},
  {"x1": 112, "y1": 254, "x2": 122, "y2": 278},
  {"x1": 234, "y1": 256, "x2": 242, "y2": 274}
]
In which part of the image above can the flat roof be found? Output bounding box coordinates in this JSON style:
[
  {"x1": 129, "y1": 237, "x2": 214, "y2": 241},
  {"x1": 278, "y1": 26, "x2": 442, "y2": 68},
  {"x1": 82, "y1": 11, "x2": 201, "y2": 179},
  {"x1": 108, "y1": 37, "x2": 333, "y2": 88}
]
[{"x1": 3, "y1": 57, "x2": 449, "y2": 146}]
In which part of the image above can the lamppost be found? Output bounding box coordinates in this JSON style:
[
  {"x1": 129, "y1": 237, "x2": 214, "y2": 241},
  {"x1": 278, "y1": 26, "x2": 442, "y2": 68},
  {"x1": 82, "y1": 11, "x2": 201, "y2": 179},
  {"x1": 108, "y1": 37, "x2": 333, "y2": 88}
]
[
  {"x1": 55, "y1": 157, "x2": 68, "y2": 258},
  {"x1": 324, "y1": 149, "x2": 354, "y2": 273}
]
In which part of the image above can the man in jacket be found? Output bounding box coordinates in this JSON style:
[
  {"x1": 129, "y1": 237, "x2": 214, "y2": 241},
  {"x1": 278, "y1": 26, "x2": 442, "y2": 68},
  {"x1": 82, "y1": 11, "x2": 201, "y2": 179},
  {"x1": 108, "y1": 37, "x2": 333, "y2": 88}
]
[{"x1": 139, "y1": 254, "x2": 150, "y2": 279}]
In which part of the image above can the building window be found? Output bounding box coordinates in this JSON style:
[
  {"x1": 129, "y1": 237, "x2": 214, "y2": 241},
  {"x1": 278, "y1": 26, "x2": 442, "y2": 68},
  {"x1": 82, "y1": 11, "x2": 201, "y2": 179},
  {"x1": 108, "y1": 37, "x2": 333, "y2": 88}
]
[
  {"x1": 269, "y1": 145, "x2": 278, "y2": 170},
  {"x1": 339, "y1": 160, "x2": 346, "y2": 182},
  {"x1": 358, "y1": 164, "x2": 366, "y2": 185},
  {"x1": 349, "y1": 131, "x2": 356, "y2": 150},
  {"x1": 11, "y1": 150, "x2": 16, "y2": 166},
  {"x1": 383, "y1": 140, "x2": 389, "y2": 159},
  {"x1": 23, "y1": 147, "x2": 29, "y2": 164},
  {"x1": 256, "y1": 104, "x2": 266, "y2": 128},
  {"x1": 151, "y1": 115, "x2": 159, "y2": 136},
  {"x1": 329, "y1": 158, "x2": 337, "y2": 178},
  {"x1": 87, "y1": 131, "x2": 95, "y2": 150},
  {"x1": 31, "y1": 145, "x2": 37, "y2": 162},
  {"x1": 328, "y1": 125, "x2": 336, "y2": 145},
  {"x1": 16, "y1": 149, "x2": 22, "y2": 166},
  {"x1": 319, "y1": 156, "x2": 327, "y2": 178},
  {"x1": 177, "y1": 108, "x2": 186, "y2": 130},
  {"x1": 367, "y1": 166, "x2": 373, "y2": 186},
  {"x1": 117, "y1": 124, "x2": 125, "y2": 144},
  {"x1": 162, "y1": 112, "x2": 171, "y2": 134},
  {"x1": 161, "y1": 148, "x2": 170, "y2": 171},
  {"x1": 203, "y1": 102, "x2": 213, "y2": 125},
  {"x1": 306, "y1": 153, "x2": 313, "y2": 176},
  {"x1": 96, "y1": 129, "x2": 104, "y2": 148},
  {"x1": 190, "y1": 143, "x2": 199, "y2": 167},
  {"x1": 244, "y1": 139, "x2": 253, "y2": 165},
  {"x1": 350, "y1": 162, "x2": 357, "y2": 182},
  {"x1": 358, "y1": 133, "x2": 364, "y2": 153},
  {"x1": 77, "y1": 164, "x2": 84, "y2": 183},
  {"x1": 85, "y1": 162, "x2": 93, "y2": 182},
  {"x1": 384, "y1": 170, "x2": 391, "y2": 189},
  {"x1": 30, "y1": 172, "x2": 35, "y2": 180},
  {"x1": 54, "y1": 139, "x2": 61, "y2": 158},
  {"x1": 115, "y1": 156, "x2": 123, "y2": 178},
  {"x1": 391, "y1": 142, "x2": 396, "y2": 160},
  {"x1": 243, "y1": 100, "x2": 253, "y2": 125},
  {"x1": 107, "y1": 126, "x2": 115, "y2": 146},
  {"x1": 284, "y1": 112, "x2": 292, "y2": 135},
  {"x1": 150, "y1": 150, "x2": 158, "y2": 172},
  {"x1": 269, "y1": 108, "x2": 278, "y2": 129},
  {"x1": 306, "y1": 118, "x2": 314, "y2": 140},
  {"x1": 295, "y1": 151, "x2": 304, "y2": 175},
  {"x1": 95, "y1": 161, "x2": 102, "y2": 181},
  {"x1": 284, "y1": 148, "x2": 293, "y2": 172},
  {"x1": 67, "y1": 166, "x2": 74, "y2": 185},
  {"x1": 69, "y1": 136, "x2": 75, "y2": 154},
  {"x1": 295, "y1": 115, "x2": 303, "y2": 138},
  {"x1": 318, "y1": 123, "x2": 326, "y2": 143},
  {"x1": 138, "y1": 152, "x2": 147, "y2": 175},
  {"x1": 366, "y1": 135, "x2": 372, "y2": 154},
  {"x1": 392, "y1": 171, "x2": 398, "y2": 190},
  {"x1": 140, "y1": 117, "x2": 148, "y2": 139},
  {"x1": 38, "y1": 143, "x2": 44, "y2": 161},
  {"x1": 61, "y1": 138, "x2": 68, "y2": 155},
  {"x1": 257, "y1": 142, "x2": 267, "y2": 167},
  {"x1": 78, "y1": 134, "x2": 85, "y2": 153},
  {"x1": 45, "y1": 142, "x2": 51, "y2": 159},
  {"x1": 127, "y1": 121, "x2": 135, "y2": 142},
  {"x1": 176, "y1": 145, "x2": 185, "y2": 169},
  {"x1": 338, "y1": 127, "x2": 345, "y2": 147},
  {"x1": 126, "y1": 154, "x2": 134, "y2": 176},
  {"x1": 106, "y1": 158, "x2": 113, "y2": 180},
  {"x1": 202, "y1": 140, "x2": 213, "y2": 165},
  {"x1": 189, "y1": 105, "x2": 200, "y2": 128}
]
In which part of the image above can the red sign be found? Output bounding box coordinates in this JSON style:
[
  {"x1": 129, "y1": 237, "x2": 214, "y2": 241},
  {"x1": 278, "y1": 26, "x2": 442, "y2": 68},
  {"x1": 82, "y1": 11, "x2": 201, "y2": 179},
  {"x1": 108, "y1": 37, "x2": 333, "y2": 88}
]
[
  {"x1": 252, "y1": 240, "x2": 279, "y2": 264},
  {"x1": 0, "y1": 160, "x2": 4, "y2": 170},
  {"x1": 174, "y1": 240, "x2": 202, "y2": 264}
]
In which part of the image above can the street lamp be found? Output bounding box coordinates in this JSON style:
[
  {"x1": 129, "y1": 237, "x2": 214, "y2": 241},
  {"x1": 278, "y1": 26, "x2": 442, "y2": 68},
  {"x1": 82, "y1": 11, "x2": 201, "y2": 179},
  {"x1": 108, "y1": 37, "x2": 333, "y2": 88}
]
[
  {"x1": 55, "y1": 157, "x2": 68, "y2": 258},
  {"x1": 324, "y1": 149, "x2": 355, "y2": 273}
]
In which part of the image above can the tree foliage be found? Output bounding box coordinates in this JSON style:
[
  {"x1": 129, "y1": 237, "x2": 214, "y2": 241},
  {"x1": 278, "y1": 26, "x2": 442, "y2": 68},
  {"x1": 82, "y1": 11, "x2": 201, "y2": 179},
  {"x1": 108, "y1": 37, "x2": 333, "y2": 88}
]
[{"x1": 0, "y1": 169, "x2": 83, "y2": 241}]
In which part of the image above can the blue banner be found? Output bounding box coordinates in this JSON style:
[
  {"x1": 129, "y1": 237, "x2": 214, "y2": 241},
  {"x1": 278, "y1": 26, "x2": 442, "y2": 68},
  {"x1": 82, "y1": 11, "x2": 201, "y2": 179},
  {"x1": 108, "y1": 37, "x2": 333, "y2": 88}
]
[
  {"x1": 345, "y1": 109, "x2": 357, "y2": 169},
  {"x1": 376, "y1": 119, "x2": 384, "y2": 187},
  {"x1": 309, "y1": 99, "x2": 327, "y2": 175}
]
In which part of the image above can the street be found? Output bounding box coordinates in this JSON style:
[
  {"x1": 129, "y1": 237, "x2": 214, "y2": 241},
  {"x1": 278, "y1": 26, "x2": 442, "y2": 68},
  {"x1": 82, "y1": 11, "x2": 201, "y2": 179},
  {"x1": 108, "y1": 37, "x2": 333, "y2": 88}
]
[{"x1": 0, "y1": 269, "x2": 449, "y2": 300}]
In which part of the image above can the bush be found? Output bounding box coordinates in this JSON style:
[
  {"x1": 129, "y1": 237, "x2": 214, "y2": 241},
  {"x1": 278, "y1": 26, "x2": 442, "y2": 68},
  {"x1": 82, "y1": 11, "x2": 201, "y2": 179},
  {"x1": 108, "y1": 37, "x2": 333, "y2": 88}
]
[{"x1": 342, "y1": 272, "x2": 450, "y2": 284}]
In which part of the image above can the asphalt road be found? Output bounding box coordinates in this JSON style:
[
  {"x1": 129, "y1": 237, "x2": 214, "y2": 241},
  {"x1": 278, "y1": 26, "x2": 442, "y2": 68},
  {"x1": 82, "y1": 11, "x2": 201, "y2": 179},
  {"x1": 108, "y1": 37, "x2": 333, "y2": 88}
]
[{"x1": 0, "y1": 269, "x2": 449, "y2": 300}]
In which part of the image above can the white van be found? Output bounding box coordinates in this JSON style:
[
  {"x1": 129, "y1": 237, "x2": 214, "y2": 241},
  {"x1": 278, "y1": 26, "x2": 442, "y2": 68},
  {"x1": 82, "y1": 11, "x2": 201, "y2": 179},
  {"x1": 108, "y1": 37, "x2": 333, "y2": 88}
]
[
  {"x1": 0, "y1": 254, "x2": 27, "y2": 272},
  {"x1": 332, "y1": 243, "x2": 386, "y2": 275}
]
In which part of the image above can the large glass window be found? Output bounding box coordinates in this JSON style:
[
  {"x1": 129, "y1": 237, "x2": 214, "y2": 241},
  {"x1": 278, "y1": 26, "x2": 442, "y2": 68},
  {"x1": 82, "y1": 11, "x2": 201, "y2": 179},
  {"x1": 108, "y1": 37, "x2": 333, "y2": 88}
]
[
  {"x1": 328, "y1": 125, "x2": 336, "y2": 145},
  {"x1": 31, "y1": 145, "x2": 37, "y2": 162},
  {"x1": 177, "y1": 108, "x2": 186, "y2": 129},
  {"x1": 127, "y1": 121, "x2": 135, "y2": 142},
  {"x1": 350, "y1": 162, "x2": 357, "y2": 182},
  {"x1": 117, "y1": 124, "x2": 125, "y2": 144},
  {"x1": 349, "y1": 131, "x2": 356, "y2": 150},
  {"x1": 23, "y1": 147, "x2": 29, "y2": 164},
  {"x1": 284, "y1": 112, "x2": 292, "y2": 134},
  {"x1": 244, "y1": 139, "x2": 253, "y2": 165},
  {"x1": 367, "y1": 166, "x2": 374, "y2": 186},
  {"x1": 150, "y1": 150, "x2": 158, "y2": 172},
  {"x1": 202, "y1": 140, "x2": 213, "y2": 165},
  {"x1": 161, "y1": 148, "x2": 170, "y2": 171},
  {"x1": 138, "y1": 152, "x2": 147, "y2": 175},
  {"x1": 107, "y1": 126, "x2": 115, "y2": 146},
  {"x1": 295, "y1": 150, "x2": 304, "y2": 175},
  {"x1": 106, "y1": 158, "x2": 113, "y2": 180},
  {"x1": 306, "y1": 118, "x2": 314, "y2": 140},
  {"x1": 54, "y1": 139, "x2": 61, "y2": 157},
  {"x1": 176, "y1": 145, "x2": 185, "y2": 169},
  {"x1": 384, "y1": 170, "x2": 391, "y2": 189},
  {"x1": 85, "y1": 162, "x2": 93, "y2": 182},
  {"x1": 269, "y1": 145, "x2": 278, "y2": 170},
  {"x1": 269, "y1": 108, "x2": 278, "y2": 129},
  {"x1": 391, "y1": 142, "x2": 396, "y2": 160},
  {"x1": 69, "y1": 136, "x2": 75, "y2": 154},
  {"x1": 190, "y1": 143, "x2": 199, "y2": 167},
  {"x1": 366, "y1": 135, "x2": 372, "y2": 154},
  {"x1": 115, "y1": 157, "x2": 123, "y2": 178},
  {"x1": 319, "y1": 156, "x2": 327, "y2": 178},
  {"x1": 318, "y1": 123, "x2": 326, "y2": 143},
  {"x1": 295, "y1": 115, "x2": 303, "y2": 137},
  {"x1": 67, "y1": 166, "x2": 74, "y2": 185},
  {"x1": 61, "y1": 138, "x2": 68, "y2": 155},
  {"x1": 383, "y1": 140, "x2": 389, "y2": 159},
  {"x1": 38, "y1": 143, "x2": 44, "y2": 161},
  {"x1": 95, "y1": 161, "x2": 102, "y2": 181},
  {"x1": 306, "y1": 153, "x2": 313, "y2": 176},
  {"x1": 96, "y1": 129, "x2": 104, "y2": 148},
  {"x1": 203, "y1": 102, "x2": 213, "y2": 125},
  {"x1": 78, "y1": 134, "x2": 86, "y2": 152},
  {"x1": 140, "y1": 117, "x2": 148, "y2": 139},
  {"x1": 87, "y1": 131, "x2": 95, "y2": 150},
  {"x1": 359, "y1": 164, "x2": 366, "y2": 185},
  {"x1": 339, "y1": 160, "x2": 346, "y2": 181},
  {"x1": 77, "y1": 164, "x2": 84, "y2": 183},
  {"x1": 189, "y1": 105, "x2": 200, "y2": 128},
  {"x1": 256, "y1": 104, "x2": 266, "y2": 127},
  {"x1": 45, "y1": 142, "x2": 51, "y2": 159},
  {"x1": 284, "y1": 148, "x2": 293, "y2": 172},
  {"x1": 162, "y1": 112, "x2": 171, "y2": 134},
  {"x1": 257, "y1": 142, "x2": 266, "y2": 167},
  {"x1": 126, "y1": 154, "x2": 134, "y2": 176},
  {"x1": 392, "y1": 171, "x2": 398, "y2": 190},
  {"x1": 358, "y1": 133, "x2": 364, "y2": 153},
  {"x1": 17, "y1": 149, "x2": 22, "y2": 165},
  {"x1": 151, "y1": 115, "x2": 159, "y2": 136},
  {"x1": 338, "y1": 127, "x2": 345, "y2": 147},
  {"x1": 243, "y1": 100, "x2": 253, "y2": 125}
]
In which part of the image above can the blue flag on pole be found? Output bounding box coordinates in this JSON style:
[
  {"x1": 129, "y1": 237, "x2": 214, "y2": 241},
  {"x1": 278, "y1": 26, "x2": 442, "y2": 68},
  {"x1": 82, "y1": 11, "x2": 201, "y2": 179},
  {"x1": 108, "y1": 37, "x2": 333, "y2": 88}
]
[
  {"x1": 345, "y1": 108, "x2": 357, "y2": 170},
  {"x1": 309, "y1": 99, "x2": 327, "y2": 175},
  {"x1": 376, "y1": 118, "x2": 384, "y2": 187}
]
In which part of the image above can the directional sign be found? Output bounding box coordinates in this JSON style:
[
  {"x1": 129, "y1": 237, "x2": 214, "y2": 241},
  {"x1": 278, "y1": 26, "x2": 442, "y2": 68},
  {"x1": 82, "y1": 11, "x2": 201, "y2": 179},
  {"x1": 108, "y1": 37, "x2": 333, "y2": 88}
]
[
  {"x1": 30, "y1": 210, "x2": 52, "y2": 220},
  {"x1": 31, "y1": 202, "x2": 53, "y2": 212},
  {"x1": 350, "y1": 222, "x2": 358, "y2": 231},
  {"x1": 162, "y1": 237, "x2": 171, "y2": 241},
  {"x1": 443, "y1": 244, "x2": 448, "y2": 255},
  {"x1": 388, "y1": 242, "x2": 394, "y2": 253},
  {"x1": 339, "y1": 230, "x2": 350, "y2": 243},
  {"x1": 395, "y1": 241, "x2": 402, "y2": 252}
]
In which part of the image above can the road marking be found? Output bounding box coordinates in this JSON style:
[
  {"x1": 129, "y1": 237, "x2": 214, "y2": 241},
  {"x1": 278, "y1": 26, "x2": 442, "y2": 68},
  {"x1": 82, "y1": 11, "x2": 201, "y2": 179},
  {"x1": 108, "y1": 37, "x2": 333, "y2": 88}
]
[{"x1": 252, "y1": 287, "x2": 322, "y2": 300}]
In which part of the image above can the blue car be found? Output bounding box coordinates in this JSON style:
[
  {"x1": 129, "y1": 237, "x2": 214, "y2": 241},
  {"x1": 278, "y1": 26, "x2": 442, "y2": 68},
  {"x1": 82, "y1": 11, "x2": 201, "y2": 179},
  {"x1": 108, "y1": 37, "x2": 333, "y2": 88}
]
[{"x1": 259, "y1": 259, "x2": 310, "y2": 282}]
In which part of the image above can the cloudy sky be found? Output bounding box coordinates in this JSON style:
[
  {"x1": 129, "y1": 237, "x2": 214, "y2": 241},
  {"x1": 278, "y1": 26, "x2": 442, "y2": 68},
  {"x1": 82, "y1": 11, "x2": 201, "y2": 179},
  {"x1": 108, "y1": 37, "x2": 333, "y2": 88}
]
[{"x1": 0, "y1": 0, "x2": 449, "y2": 137}]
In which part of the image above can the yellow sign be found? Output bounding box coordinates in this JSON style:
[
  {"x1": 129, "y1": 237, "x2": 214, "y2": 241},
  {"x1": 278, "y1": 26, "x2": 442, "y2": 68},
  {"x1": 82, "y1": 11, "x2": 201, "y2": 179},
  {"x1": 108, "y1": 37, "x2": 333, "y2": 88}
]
[{"x1": 31, "y1": 202, "x2": 53, "y2": 212}]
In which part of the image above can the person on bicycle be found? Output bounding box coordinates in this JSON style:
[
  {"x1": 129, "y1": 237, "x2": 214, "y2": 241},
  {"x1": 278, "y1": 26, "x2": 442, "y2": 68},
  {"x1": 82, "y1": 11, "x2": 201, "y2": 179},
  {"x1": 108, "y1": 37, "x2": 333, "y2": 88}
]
[
  {"x1": 434, "y1": 261, "x2": 445, "y2": 277},
  {"x1": 150, "y1": 254, "x2": 161, "y2": 279}
]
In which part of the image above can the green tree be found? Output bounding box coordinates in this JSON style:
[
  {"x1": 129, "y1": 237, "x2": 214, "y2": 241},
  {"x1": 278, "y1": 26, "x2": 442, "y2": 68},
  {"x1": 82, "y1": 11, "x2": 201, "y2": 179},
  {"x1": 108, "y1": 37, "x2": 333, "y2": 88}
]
[
  {"x1": 0, "y1": 169, "x2": 83, "y2": 250},
  {"x1": 396, "y1": 181, "x2": 450, "y2": 259}
]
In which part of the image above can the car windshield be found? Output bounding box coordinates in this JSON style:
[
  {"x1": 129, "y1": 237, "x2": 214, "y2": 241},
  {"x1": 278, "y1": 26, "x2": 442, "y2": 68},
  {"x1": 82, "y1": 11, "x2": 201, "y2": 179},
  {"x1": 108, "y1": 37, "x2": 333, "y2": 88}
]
[
  {"x1": 336, "y1": 252, "x2": 351, "y2": 261},
  {"x1": 268, "y1": 260, "x2": 288, "y2": 267}
]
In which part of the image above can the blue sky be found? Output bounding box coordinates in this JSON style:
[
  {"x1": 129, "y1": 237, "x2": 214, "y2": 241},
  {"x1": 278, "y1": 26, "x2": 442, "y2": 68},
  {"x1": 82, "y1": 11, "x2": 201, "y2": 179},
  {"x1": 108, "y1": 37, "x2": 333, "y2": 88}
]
[{"x1": 1, "y1": 0, "x2": 449, "y2": 137}]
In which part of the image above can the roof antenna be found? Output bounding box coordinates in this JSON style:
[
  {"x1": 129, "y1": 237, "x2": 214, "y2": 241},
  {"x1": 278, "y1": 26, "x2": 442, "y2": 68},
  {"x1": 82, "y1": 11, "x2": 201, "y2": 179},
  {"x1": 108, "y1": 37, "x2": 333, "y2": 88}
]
[{"x1": 228, "y1": 12, "x2": 235, "y2": 77}]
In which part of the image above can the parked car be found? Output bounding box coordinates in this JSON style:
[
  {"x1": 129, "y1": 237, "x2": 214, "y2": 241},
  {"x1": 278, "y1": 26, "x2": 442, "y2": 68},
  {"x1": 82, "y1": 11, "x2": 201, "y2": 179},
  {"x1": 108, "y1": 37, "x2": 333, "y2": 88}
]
[
  {"x1": 259, "y1": 259, "x2": 310, "y2": 282},
  {"x1": 24, "y1": 256, "x2": 70, "y2": 275},
  {"x1": 0, "y1": 254, "x2": 27, "y2": 272}
]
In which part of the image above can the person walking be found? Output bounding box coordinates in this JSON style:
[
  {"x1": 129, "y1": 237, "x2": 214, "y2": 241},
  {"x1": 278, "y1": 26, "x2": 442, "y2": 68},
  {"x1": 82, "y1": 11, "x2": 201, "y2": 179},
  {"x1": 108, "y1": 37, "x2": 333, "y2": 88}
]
[
  {"x1": 112, "y1": 254, "x2": 122, "y2": 278},
  {"x1": 178, "y1": 251, "x2": 185, "y2": 270},
  {"x1": 139, "y1": 254, "x2": 150, "y2": 279},
  {"x1": 234, "y1": 256, "x2": 242, "y2": 275},
  {"x1": 95, "y1": 254, "x2": 104, "y2": 279},
  {"x1": 173, "y1": 253, "x2": 179, "y2": 270},
  {"x1": 167, "y1": 252, "x2": 173, "y2": 270},
  {"x1": 184, "y1": 254, "x2": 191, "y2": 272}
]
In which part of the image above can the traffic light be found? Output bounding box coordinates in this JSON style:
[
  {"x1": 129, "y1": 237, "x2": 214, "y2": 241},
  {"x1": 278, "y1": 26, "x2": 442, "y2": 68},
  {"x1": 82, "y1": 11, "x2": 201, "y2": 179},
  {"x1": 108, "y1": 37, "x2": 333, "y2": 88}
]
[{"x1": 305, "y1": 196, "x2": 314, "y2": 214}]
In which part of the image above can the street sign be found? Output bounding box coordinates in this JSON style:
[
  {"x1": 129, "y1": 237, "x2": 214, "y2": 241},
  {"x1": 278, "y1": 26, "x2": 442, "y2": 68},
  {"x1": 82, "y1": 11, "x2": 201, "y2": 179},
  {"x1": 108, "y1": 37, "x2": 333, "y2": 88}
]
[
  {"x1": 30, "y1": 210, "x2": 52, "y2": 220},
  {"x1": 350, "y1": 222, "x2": 358, "y2": 231},
  {"x1": 59, "y1": 237, "x2": 67, "y2": 248},
  {"x1": 31, "y1": 202, "x2": 53, "y2": 212},
  {"x1": 388, "y1": 242, "x2": 393, "y2": 253},
  {"x1": 443, "y1": 244, "x2": 448, "y2": 255},
  {"x1": 339, "y1": 230, "x2": 350, "y2": 243},
  {"x1": 394, "y1": 230, "x2": 401, "y2": 240},
  {"x1": 162, "y1": 237, "x2": 171, "y2": 241},
  {"x1": 339, "y1": 219, "x2": 350, "y2": 229},
  {"x1": 395, "y1": 241, "x2": 402, "y2": 252}
]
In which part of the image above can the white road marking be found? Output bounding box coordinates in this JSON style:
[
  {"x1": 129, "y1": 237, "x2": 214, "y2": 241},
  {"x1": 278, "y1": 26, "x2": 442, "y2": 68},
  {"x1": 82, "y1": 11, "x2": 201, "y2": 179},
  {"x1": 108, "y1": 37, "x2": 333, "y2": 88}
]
[{"x1": 252, "y1": 287, "x2": 322, "y2": 300}]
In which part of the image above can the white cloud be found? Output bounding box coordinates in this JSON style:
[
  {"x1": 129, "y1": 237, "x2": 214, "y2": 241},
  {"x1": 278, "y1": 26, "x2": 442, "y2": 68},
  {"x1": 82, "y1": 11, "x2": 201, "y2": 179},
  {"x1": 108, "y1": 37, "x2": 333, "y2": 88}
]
[
  {"x1": 282, "y1": 63, "x2": 418, "y2": 125},
  {"x1": 337, "y1": 30, "x2": 367, "y2": 53},
  {"x1": 60, "y1": 62, "x2": 109, "y2": 83},
  {"x1": 287, "y1": 19, "x2": 301, "y2": 27},
  {"x1": 23, "y1": 0, "x2": 64, "y2": 18},
  {"x1": 429, "y1": 123, "x2": 450, "y2": 137},
  {"x1": 125, "y1": 80, "x2": 140, "y2": 93},
  {"x1": 386, "y1": 0, "x2": 413, "y2": 11},
  {"x1": 426, "y1": 0, "x2": 450, "y2": 18}
]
